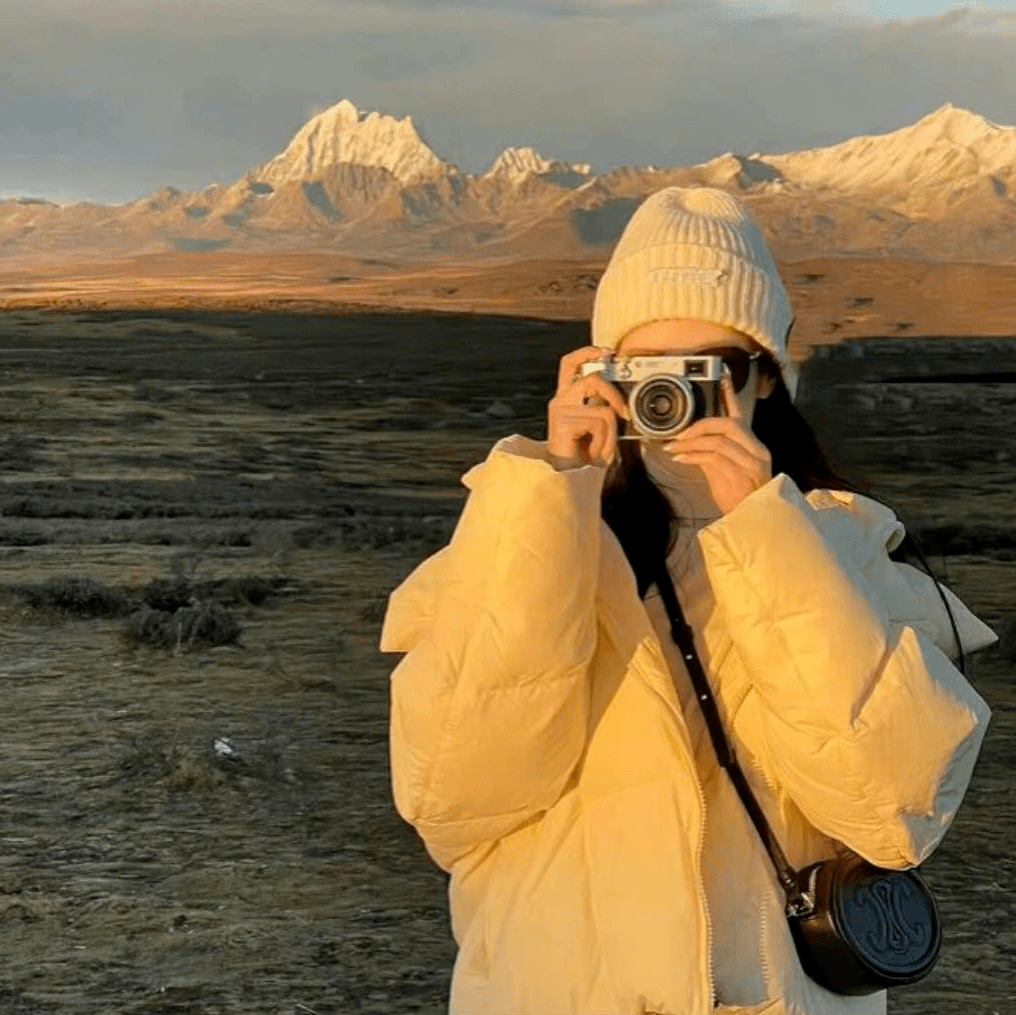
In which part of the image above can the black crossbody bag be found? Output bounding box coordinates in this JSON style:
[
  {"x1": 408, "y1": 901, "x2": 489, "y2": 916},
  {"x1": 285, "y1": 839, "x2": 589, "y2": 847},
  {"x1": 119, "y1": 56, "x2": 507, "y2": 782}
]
[{"x1": 653, "y1": 558, "x2": 945, "y2": 996}]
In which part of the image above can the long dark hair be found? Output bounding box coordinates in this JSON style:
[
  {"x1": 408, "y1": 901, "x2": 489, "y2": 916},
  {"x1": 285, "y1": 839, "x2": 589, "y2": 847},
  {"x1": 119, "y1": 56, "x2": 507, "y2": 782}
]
[{"x1": 599, "y1": 349, "x2": 967, "y2": 673}]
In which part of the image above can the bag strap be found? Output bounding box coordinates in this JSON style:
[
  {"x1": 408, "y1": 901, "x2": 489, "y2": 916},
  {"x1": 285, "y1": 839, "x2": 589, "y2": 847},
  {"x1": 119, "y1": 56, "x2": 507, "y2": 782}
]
[{"x1": 654, "y1": 561, "x2": 810, "y2": 912}]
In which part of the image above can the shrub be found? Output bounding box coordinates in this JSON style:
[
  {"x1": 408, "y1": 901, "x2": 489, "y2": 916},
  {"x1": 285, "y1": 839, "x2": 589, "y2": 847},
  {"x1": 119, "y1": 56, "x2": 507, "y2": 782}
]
[
  {"x1": 122, "y1": 599, "x2": 242, "y2": 651},
  {"x1": 10, "y1": 576, "x2": 136, "y2": 618},
  {"x1": 141, "y1": 575, "x2": 293, "y2": 610}
]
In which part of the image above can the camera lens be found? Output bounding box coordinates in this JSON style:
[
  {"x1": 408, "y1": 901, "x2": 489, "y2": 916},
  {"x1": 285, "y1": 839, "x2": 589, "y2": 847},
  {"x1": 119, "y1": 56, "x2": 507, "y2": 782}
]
[{"x1": 633, "y1": 377, "x2": 695, "y2": 435}]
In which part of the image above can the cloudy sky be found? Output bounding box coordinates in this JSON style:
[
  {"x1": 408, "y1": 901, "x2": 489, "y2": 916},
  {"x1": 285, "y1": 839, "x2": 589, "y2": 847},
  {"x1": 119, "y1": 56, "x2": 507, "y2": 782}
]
[{"x1": 2, "y1": 0, "x2": 1014, "y2": 206}]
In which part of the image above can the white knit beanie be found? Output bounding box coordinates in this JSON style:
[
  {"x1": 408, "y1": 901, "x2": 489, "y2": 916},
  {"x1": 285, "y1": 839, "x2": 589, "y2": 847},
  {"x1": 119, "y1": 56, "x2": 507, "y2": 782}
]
[{"x1": 590, "y1": 186, "x2": 799, "y2": 401}]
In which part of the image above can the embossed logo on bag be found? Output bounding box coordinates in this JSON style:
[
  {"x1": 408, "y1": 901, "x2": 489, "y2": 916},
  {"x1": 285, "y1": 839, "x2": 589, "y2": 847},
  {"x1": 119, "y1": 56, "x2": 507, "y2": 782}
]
[
  {"x1": 856, "y1": 876, "x2": 930, "y2": 954},
  {"x1": 648, "y1": 267, "x2": 729, "y2": 287}
]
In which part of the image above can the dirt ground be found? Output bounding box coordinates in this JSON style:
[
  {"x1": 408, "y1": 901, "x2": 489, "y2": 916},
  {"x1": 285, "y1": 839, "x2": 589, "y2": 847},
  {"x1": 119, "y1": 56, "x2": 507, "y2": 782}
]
[
  {"x1": 5, "y1": 252, "x2": 1016, "y2": 358},
  {"x1": 0, "y1": 307, "x2": 1012, "y2": 1015}
]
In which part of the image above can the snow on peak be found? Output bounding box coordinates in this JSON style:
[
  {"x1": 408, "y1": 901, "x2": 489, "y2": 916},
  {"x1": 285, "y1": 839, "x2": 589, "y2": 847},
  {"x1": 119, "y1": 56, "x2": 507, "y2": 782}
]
[
  {"x1": 909, "y1": 102, "x2": 1011, "y2": 147},
  {"x1": 762, "y1": 103, "x2": 1016, "y2": 197},
  {"x1": 334, "y1": 98, "x2": 369, "y2": 123},
  {"x1": 251, "y1": 98, "x2": 448, "y2": 187},
  {"x1": 482, "y1": 145, "x2": 591, "y2": 183}
]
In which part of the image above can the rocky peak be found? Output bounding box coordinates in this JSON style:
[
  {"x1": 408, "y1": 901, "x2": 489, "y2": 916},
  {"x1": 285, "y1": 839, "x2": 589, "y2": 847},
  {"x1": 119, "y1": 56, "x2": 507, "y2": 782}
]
[
  {"x1": 482, "y1": 145, "x2": 591, "y2": 184},
  {"x1": 250, "y1": 98, "x2": 449, "y2": 188}
]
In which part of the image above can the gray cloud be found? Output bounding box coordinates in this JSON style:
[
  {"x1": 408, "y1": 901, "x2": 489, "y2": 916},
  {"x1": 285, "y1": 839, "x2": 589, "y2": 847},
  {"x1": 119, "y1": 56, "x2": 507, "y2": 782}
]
[
  {"x1": 1, "y1": 0, "x2": 1014, "y2": 204},
  {"x1": 310, "y1": 0, "x2": 703, "y2": 12}
]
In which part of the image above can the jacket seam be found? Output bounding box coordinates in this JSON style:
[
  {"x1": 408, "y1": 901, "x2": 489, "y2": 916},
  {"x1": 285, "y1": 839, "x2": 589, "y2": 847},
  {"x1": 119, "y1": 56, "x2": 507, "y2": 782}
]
[
  {"x1": 415, "y1": 801, "x2": 540, "y2": 833},
  {"x1": 469, "y1": 666, "x2": 589, "y2": 696}
]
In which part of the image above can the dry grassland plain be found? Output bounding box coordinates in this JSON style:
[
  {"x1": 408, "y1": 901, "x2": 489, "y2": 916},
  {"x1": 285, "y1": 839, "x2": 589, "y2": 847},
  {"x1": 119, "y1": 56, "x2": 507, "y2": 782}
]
[{"x1": 0, "y1": 254, "x2": 1013, "y2": 1014}]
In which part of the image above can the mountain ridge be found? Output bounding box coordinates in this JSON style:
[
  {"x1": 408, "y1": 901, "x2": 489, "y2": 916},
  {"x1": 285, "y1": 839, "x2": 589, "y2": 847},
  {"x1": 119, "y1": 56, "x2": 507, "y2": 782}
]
[{"x1": 3, "y1": 99, "x2": 1014, "y2": 265}]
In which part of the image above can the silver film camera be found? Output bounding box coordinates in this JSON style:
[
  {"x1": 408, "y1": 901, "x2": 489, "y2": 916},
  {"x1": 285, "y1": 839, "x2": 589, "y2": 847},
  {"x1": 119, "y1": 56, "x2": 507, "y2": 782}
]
[{"x1": 578, "y1": 353, "x2": 729, "y2": 441}]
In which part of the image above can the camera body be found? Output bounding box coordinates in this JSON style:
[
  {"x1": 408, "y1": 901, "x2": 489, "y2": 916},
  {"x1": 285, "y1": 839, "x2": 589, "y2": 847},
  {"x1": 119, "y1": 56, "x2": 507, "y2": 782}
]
[{"x1": 578, "y1": 353, "x2": 727, "y2": 441}]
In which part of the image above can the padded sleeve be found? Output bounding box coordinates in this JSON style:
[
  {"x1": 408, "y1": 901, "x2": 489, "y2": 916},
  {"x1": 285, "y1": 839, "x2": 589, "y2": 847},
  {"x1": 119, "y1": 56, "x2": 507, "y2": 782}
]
[
  {"x1": 382, "y1": 434, "x2": 604, "y2": 870},
  {"x1": 697, "y1": 473, "x2": 996, "y2": 869}
]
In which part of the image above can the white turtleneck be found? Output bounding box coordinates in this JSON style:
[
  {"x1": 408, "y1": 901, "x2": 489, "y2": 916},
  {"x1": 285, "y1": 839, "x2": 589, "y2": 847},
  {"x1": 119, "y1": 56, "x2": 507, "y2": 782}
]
[{"x1": 637, "y1": 436, "x2": 724, "y2": 773}]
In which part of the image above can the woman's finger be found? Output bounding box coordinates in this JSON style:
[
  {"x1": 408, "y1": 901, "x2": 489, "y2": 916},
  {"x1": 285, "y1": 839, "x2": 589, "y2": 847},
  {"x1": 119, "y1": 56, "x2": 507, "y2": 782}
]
[
  {"x1": 680, "y1": 449, "x2": 741, "y2": 481},
  {"x1": 674, "y1": 449, "x2": 746, "y2": 510},
  {"x1": 720, "y1": 366, "x2": 742, "y2": 419},
  {"x1": 556, "y1": 404, "x2": 617, "y2": 467},
  {"x1": 559, "y1": 373, "x2": 630, "y2": 420},
  {"x1": 669, "y1": 437, "x2": 764, "y2": 476},
  {"x1": 556, "y1": 347, "x2": 611, "y2": 397},
  {"x1": 669, "y1": 425, "x2": 770, "y2": 467}
]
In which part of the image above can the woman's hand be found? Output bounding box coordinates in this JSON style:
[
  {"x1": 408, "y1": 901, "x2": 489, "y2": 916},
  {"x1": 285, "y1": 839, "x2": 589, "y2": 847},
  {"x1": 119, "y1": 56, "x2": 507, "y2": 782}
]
[
  {"x1": 547, "y1": 346, "x2": 631, "y2": 469},
  {"x1": 662, "y1": 368, "x2": 773, "y2": 516}
]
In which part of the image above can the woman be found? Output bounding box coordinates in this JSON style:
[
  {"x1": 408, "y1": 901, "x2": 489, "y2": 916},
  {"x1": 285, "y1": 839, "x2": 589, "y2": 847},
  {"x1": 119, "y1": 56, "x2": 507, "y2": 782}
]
[{"x1": 379, "y1": 186, "x2": 999, "y2": 1014}]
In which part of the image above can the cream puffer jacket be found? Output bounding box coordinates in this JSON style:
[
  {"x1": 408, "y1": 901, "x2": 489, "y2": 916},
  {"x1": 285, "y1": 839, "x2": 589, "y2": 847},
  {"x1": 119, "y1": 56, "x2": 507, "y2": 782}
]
[{"x1": 380, "y1": 433, "x2": 998, "y2": 1015}]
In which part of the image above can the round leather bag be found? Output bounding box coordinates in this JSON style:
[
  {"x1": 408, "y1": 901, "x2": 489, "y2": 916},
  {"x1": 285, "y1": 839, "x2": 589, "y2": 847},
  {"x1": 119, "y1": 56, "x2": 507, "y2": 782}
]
[{"x1": 786, "y1": 852, "x2": 942, "y2": 996}]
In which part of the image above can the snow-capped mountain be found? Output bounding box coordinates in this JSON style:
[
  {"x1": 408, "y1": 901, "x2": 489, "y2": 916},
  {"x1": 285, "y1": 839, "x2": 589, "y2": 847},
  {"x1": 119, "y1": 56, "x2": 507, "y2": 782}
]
[
  {"x1": 763, "y1": 103, "x2": 1016, "y2": 211},
  {"x1": 2, "y1": 99, "x2": 1014, "y2": 265},
  {"x1": 481, "y1": 146, "x2": 592, "y2": 187},
  {"x1": 251, "y1": 99, "x2": 447, "y2": 189}
]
